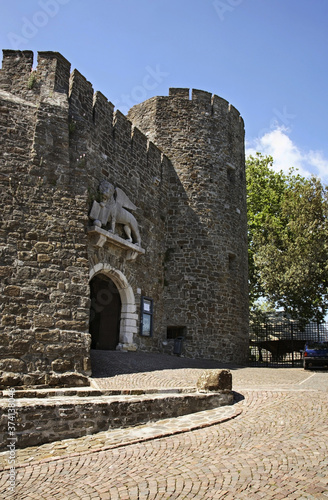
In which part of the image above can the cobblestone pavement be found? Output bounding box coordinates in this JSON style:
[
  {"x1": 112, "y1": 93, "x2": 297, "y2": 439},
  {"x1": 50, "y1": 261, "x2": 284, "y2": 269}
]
[{"x1": 1, "y1": 352, "x2": 328, "y2": 499}]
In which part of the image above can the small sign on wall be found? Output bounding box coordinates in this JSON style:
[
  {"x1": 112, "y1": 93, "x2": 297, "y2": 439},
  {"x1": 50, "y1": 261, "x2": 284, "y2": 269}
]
[{"x1": 140, "y1": 297, "x2": 153, "y2": 336}]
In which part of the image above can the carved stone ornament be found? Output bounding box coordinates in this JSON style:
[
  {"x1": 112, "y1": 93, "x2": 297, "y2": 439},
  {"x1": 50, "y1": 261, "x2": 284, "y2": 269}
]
[
  {"x1": 89, "y1": 181, "x2": 141, "y2": 245},
  {"x1": 89, "y1": 181, "x2": 145, "y2": 261}
]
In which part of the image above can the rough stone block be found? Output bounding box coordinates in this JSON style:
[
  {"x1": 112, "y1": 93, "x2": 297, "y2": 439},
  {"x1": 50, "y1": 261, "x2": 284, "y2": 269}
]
[
  {"x1": 0, "y1": 372, "x2": 22, "y2": 387},
  {"x1": 0, "y1": 266, "x2": 11, "y2": 277},
  {"x1": 37, "y1": 253, "x2": 51, "y2": 263},
  {"x1": 1, "y1": 315, "x2": 16, "y2": 326},
  {"x1": 0, "y1": 358, "x2": 27, "y2": 373},
  {"x1": 11, "y1": 340, "x2": 32, "y2": 356},
  {"x1": 34, "y1": 315, "x2": 54, "y2": 328},
  {"x1": 126, "y1": 344, "x2": 138, "y2": 352},
  {"x1": 51, "y1": 359, "x2": 74, "y2": 372},
  {"x1": 22, "y1": 373, "x2": 47, "y2": 387},
  {"x1": 55, "y1": 319, "x2": 87, "y2": 330},
  {"x1": 17, "y1": 251, "x2": 36, "y2": 261},
  {"x1": 55, "y1": 308, "x2": 71, "y2": 318},
  {"x1": 33, "y1": 242, "x2": 54, "y2": 253},
  {"x1": 4, "y1": 285, "x2": 21, "y2": 297},
  {"x1": 48, "y1": 372, "x2": 90, "y2": 387},
  {"x1": 16, "y1": 317, "x2": 31, "y2": 329},
  {"x1": 35, "y1": 330, "x2": 59, "y2": 342},
  {"x1": 196, "y1": 369, "x2": 232, "y2": 392}
]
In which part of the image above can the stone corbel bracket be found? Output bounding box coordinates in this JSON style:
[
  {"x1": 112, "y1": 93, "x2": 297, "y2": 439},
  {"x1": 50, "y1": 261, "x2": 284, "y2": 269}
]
[{"x1": 88, "y1": 226, "x2": 145, "y2": 261}]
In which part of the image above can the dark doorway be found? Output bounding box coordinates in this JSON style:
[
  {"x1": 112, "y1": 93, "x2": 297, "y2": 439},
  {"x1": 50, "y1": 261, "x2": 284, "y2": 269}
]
[{"x1": 89, "y1": 274, "x2": 121, "y2": 350}]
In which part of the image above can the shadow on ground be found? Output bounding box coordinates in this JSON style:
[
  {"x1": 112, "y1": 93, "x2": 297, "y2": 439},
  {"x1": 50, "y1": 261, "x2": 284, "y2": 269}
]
[
  {"x1": 90, "y1": 350, "x2": 242, "y2": 378},
  {"x1": 233, "y1": 391, "x2": 245, "y2": 404}
]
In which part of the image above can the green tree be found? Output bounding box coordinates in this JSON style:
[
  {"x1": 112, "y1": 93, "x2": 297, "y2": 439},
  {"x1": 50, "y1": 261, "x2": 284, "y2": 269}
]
[
  {"x1": 246, "y1": 153, "x2": 328, "y2": 324},
  {"x1": 246, "y1": 154, "x2": 288, "y2": 304}
]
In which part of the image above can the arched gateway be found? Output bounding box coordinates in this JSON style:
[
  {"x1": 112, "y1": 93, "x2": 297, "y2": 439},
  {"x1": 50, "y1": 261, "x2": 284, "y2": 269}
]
[
  {"x1": 89, "y1": 274, "x2": 121, "y2": 350},
  {"x1": 89, "y1": 264, "x2": 138, "y2": 351}
]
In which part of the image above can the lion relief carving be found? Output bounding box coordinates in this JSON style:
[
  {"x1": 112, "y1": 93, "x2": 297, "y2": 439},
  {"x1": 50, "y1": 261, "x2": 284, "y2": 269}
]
[{"x1": 89, "y1": 181, "x2": 141, "y2": 246}]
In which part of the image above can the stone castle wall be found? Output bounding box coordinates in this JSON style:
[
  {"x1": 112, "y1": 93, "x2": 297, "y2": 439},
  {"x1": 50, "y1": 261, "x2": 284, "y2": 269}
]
[
  {"x1": 0, "y1": 50, "x2": 248, "y2": 388},
  {"x1": 128, "y1": 89, "x2": 249, "y2": 362}
]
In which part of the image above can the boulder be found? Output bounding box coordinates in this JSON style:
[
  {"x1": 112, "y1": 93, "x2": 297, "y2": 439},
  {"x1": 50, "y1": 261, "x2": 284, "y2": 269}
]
[{"x1": 196, "y1": 369, "x2": 232, "y2": 392}]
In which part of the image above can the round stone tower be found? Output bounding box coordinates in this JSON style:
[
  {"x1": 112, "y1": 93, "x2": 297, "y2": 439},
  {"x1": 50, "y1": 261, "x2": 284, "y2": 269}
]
[{"x1": 128, "y1": 88, "x2": 249, "y2": 364}]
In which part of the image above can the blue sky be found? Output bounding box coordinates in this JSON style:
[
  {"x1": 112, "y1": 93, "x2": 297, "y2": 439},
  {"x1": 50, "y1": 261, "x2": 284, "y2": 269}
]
[{"x1": 1, "y1": 0, "x2": 327, "y2": 184}]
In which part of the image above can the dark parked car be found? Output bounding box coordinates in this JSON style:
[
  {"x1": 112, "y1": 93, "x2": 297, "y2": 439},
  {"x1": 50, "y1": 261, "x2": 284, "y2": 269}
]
[{"x1": 302, "y1": 341, "x2": 328, "y2": 370}]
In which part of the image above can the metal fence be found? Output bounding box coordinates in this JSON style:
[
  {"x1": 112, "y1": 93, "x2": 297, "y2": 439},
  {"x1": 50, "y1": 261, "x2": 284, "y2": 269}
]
[{"x1": 249, "y1": 321, "x2": 328, "y2": 367}]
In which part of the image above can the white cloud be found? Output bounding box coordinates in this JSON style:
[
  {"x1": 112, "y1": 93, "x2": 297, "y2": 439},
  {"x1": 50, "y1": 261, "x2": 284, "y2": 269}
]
[{"x1": 246, "y1": 126, "x2": 328, "y2": 185}]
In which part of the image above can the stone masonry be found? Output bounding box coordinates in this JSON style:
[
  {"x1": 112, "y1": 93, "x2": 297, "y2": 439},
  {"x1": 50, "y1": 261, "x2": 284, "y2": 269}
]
[
  {"x1": 129, "y1": 89, "x2": 249, "y2": 361},
  {"x1": 0, "y1": 50, "x2": 248, "y2": 388}
]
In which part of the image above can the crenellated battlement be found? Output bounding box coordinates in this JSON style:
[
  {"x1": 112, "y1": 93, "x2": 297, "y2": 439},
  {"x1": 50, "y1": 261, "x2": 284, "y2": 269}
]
[
  {"x1": 0, "y1": 50, "x2": 244, "y2": 165},
  {"x1": 128, "y1": 86, "x2": 245, "y2": 189},
  {"x1": 0, "y1": 50, "x2": 70, "y2": 99},
  {"x1": 0, "y1": 50, "x2": 33, "y2": 95},
  {"x1": 166, "y1": 87, "x2": 244, "y2": 128},
  {"x1": 0, "y1": 50, "x2": 171, "y2": 181},
  {"x1": 69, "y1": 68, "x2": 94, "y2": 120},
  {"x1": 37, "y1": 51, "x2": 71, "y2": 95}
]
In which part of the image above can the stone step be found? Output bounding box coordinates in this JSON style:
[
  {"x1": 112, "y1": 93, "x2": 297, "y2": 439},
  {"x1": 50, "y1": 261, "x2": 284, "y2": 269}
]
[
  {"x1": 1, "y1": 386, "x2": 196, "y2": 398},
  {"x1": 0, "y1": 389, "x2": 233, "y2": 450}
]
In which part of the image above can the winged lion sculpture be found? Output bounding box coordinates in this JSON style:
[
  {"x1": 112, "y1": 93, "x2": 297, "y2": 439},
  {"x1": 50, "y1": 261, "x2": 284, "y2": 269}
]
[{"x1": 89, "y1": 180, "x2": 141, "y2": 246}]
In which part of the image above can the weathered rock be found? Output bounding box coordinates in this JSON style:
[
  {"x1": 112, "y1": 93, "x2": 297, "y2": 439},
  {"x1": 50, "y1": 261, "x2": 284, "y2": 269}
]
[
  {"x1": 196, "y1": 369, "x2": 232, "y2": 392},
  {"x1": 37, "y1": 253, "x2": 51, "y2": 263},
  {"x1": 0, "y1": 372, "x2": 22, "y2": 387},
  {"x1": 33, "y1": 315, "x2": 54, "y2": 328},
  {"x1": 0, "y1": 358, "x2": 27, "y2": 373},
  {"x1": 22, "y1": 373, "x2": 47, "y2": 387},
  {"x1": 1, "y1": 315, "x2": 16, "y2": 326},
  {"x1": 48, "y1": 372, "x2": 90, "y2": 387},
  {"x1": 0, "y1": 266, "x2": 11, "y2": 277},
  {"x1": 33, "y1": 242, "x2": 54, "y2": 253},
  {"x1": 51, "y1": 359, "x2": 74, "y2": 372},
  {"x1": 4, "y1": 285, "x2": 21, "y2": 297}
]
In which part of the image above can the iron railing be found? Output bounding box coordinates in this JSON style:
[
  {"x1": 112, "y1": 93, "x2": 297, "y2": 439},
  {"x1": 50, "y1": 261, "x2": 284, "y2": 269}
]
[{"x1": 249, "y1": 321, "x2": 328, "y2": 367}]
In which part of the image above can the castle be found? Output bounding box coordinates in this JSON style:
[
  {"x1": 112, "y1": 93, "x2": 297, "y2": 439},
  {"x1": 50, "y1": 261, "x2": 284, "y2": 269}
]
[{"x1": 0, "y1": 50, "x2": 249, "y2": 388}]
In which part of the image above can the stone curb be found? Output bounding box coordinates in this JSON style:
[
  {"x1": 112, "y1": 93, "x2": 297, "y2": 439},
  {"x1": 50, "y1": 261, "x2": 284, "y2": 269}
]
[
  {"x1": 1, "y1": 386, "x2": 196, "y2": 398},
  {"x1": 0, "y1": 404, "x2": 242, "y2": 470},
  {"x1": 0, "y1": 390, "x2": 233, "y2": 452}
]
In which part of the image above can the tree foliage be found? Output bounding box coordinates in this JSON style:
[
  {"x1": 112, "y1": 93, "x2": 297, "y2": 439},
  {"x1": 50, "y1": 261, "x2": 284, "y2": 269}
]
[{"x1": 246, "y1": 153, "x2": 328, "y2": 324}]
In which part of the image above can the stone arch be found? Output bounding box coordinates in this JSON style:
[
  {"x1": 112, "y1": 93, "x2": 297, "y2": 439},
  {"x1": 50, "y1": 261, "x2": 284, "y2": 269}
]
[{"x1": 89, "y1": 263, "x2": 137, "y2": 350}]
